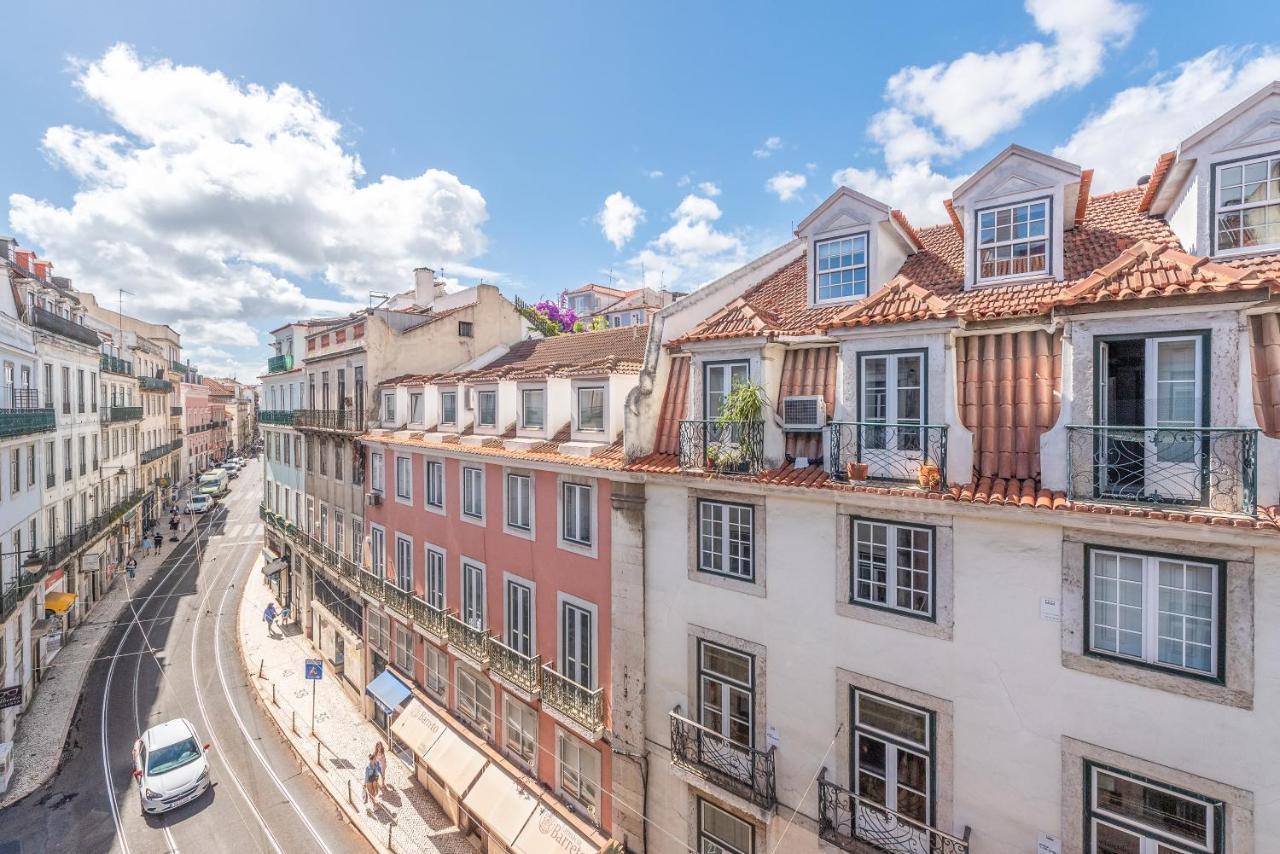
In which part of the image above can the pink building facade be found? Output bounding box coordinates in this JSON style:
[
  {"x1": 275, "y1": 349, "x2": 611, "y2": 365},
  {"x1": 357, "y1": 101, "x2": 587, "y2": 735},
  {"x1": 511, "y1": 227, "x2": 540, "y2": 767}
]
[{"x1": 180, "y1": 382, "x2": 210, "y2": 476}]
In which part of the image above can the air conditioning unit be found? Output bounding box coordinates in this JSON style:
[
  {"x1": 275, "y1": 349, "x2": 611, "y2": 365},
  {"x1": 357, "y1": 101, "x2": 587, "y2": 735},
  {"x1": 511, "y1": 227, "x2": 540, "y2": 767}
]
[
  {"x1": 781, "y1": 396, "x2": 826, "y2": 430},
  {"x1": 365, "y1": 491, "x2": 382, "y2": 506}
]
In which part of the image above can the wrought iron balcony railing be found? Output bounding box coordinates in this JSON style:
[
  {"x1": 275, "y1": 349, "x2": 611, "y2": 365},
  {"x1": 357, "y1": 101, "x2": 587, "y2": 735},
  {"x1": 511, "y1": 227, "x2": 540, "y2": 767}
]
[
  {"x1": 104, "y1": 405, "x2": 143, "y2": 424},
  {"x1": 1065, "y1": 425, "x2": 1258, "y2": 515},
  {"x1": 414, "y1": 598, "x2": 450, "y2": 638},
  {"x1": 818, "y1": 770, "x2": 970, "y2": 854},
  {"x1": 100, "y1": 354, "x2": 134, "y2": 376},
  {"x1": 384, "y1": 583, "x2": 416, "y2": 619},
  {"x1": 0, "y1": 391, "x2": 56, "y2": 438},
  {"x1": 30, "y1": 306, "x2": 102, "y2": 348},
  {"x1": 139, "y1": 375, "x2": 173, "y2": 393},
  {"x1": 140, "y1": 443, "x2": 178, "y2": 464},
  {"x1": 257, "y1": 410, "x2": 295, "y2": 425},
  {"x1": 294, "y1": 408, "x2": 361, "y2": 433},
  {"x1": 267, "y1": 353, "x2": 294, "y2": 373},
  {"x1": 46, "y1": 489, "x2": 145, "y2": 568},
  {"x1": 829, "y1": 421, "x2": 948, "y2": 488},
  {"x1": 543, "y1": 664, "x2": 605, "y2": 739},
  {"x1": 488, "y1": 637, "x2": 541, "y2": 696},
  {"x1": 1, "y1": 559, "x2": 52, "y2": 624},
  {"x1": 678, "y1": 419, "x2": 765, "y2": 475},
  {"x1": 669, "y1": 709, "x2": 776, "y2": 810},
  {"x1": 359, "y1": 567, "x2": 385, "y2": 598},
  {"x1": 446, "y1": 614, "x2": 491, "y2": 666}
]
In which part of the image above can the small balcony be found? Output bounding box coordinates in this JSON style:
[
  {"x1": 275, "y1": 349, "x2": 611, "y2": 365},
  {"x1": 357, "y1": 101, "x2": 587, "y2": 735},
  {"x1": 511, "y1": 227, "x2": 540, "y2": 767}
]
[
  {"x1": 818, "y1": 770, "x2": 970, "y2": 854},
  {"x1": 258, "y1": 410, "x2": 295, "y2": 426},
  {"x1": 141, "y1": 444, "x2": 176, "y2": 464},
  {"x1": 294, "y1": 408, "x2": 361, "y2": 433},
  {"x1": 446, "y1": 614, "x2": 490, "y2": 668},
  {"x1": 0, "y1": 390, "x2": 56, "y2": 438},
  {"x1": 104, "y1": 405, "x2": 143, "y2": 424},
  {"x1": 829, "y1": 422, "x2": 948, "y2": 488},
  {"x1": 358, "y1": 567, "x2": 385, "y2": 599},
  {"x1": 267, "y1": 353, "x2": 294, "y2": 373},
  {"x1": 30, "y1": 306, "x2": 102, "y2": 348},
  {"x1": 100, "y1": 354, "x2": 134, "y2": 376},
  {"x1": 413, "y1": 597, "x2": 450, "y2": 639},
  {"x1": 488, "y1": 637, "x2": 541, "y2": 699},
  {"x1": 678, "y1": 419, "x2": 765, "y2": 475},
  {"x1": 139, "y1": 375, "x2": 173, "y2": 393},
  {"x1": 669, "y1": 709, "x2": 776, "y2": 810},
  {"x1": 383, "y1": 583, "x2": 415, "y2": 620},
  {"x1": 1065, "y1": 425, "x2": 1258, "y2": 515},
  {"x1": 543, "y1": 664, "x2": 604, "y2": 741}
]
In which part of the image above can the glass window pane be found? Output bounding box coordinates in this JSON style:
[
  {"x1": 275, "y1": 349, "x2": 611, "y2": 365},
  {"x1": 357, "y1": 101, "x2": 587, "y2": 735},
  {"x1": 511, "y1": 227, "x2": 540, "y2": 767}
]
[
  {"x1": 857, "y1": 694, "x2": 928, "y2": 748},
  {"x1": 1094, "y1": 770, "x2": 1212, "y2": 847}
]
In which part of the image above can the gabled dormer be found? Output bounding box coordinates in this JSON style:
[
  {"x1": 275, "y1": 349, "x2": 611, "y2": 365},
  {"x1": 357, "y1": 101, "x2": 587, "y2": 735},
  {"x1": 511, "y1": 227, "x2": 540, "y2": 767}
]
[
  {"x1": 795, "y1": 186, "x2": 920, "y2": 308},
  {"x1": 949, "y1": 144, "x2": 1083, "y2": 289},
  {"x1": 1146, "y1": 81, "x2": 1280, "y2": 259}
]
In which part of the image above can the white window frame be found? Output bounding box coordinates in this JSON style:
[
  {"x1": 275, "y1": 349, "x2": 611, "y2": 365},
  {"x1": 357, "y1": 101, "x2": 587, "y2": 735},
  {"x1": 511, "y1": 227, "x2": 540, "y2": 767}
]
[
  {"x1": 393, "y1": 621, "x2": 412, "y2": 674},
  {"x1": 424, "y1": 458, "x2": 445, "y2": 512},
  {"x1": 382, "y1": 391, "x2": 396, "y2": 424},
  {"x1": 520, "y1": 386, "x2": 545, "y2": 431},
  {"x1": 425, "y1": 546, "x2": 446, "y2": 611},
  {"x1": 476, "y1": 388, "x2": 498, "y2": 429},
  {"x1": 504, "y1": 575, "x2": 534, "y2": 657},
  {"x1": 575, "y1": 385, "x2": 606, "y2": 433},
  {"x1": 561, "y1": 480, "x2": 593, "y2": 548},
  {"x1": 502, "y1": 695, "x2": 538, "y2": 772},
  {"x1": 461, "y1": 465, "x2": 485, "y2": 521},
  {"x1": 455, "y1": 663, "x2": 493, "y2": 738},
  {"x1": 558, "y1": 594, "x2": 596, "y2": 689},
  {"x1": 462, "y1": 560, "x2": 486, "y2": 629},
  {"x1": 423, "y1": 642, "x2": 448, "y2": 699},
  {"x1": 852, "y1": 518, "x2": 935, "y2": 619},
  {"x1": 697, "y1": 799, "x2": 754, "y2": 854},
  {"x1": 505, "y1": 471, "x2": 533, "y2": 534},
  {"x1": 556, "y1": 729, "x2": 601, "y2": 819},
  {"x1": 852, "y1": 689, "x2": 933, "y2": 828},
  {"x1": 1088, "y1": 764, "x2": 1220, "y2": 854},
  {"x1": 370, "y1": 524, "x2": 386, "y2": 578},
  {"x1": 440, "y1": 390, "x2": 458, "y2": 426},
  {"x1": 394, "y1": 454, "x2": 412, "y2": 503},
  {"x1": 394, "y1": 533, "x2": 413, "y2": 592},
  {"x1": 697, "y1": 499, "x2": 754, "y2": 581},
  {"x1": 370, "y1": 451, "x2": 385, "y2": 494},
  {"x1": 409, "y1": 391, "x2": 424, "y2": 424},
  {"x1": 1212, "y1": 152, "x2": 1280, "y2": 256},
  {"x1": 975, "y1": 197, "x2": 1050, "y2": 284},
  {"x1": 814, "y1": 232, "x2": 869, "y2": 302}
]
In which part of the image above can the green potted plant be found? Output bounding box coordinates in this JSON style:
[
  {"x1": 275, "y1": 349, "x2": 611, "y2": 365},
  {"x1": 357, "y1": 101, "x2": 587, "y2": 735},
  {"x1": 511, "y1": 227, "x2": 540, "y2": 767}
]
[{"x1": 708, "y1": 380, "x2": 767, "y2": 472}]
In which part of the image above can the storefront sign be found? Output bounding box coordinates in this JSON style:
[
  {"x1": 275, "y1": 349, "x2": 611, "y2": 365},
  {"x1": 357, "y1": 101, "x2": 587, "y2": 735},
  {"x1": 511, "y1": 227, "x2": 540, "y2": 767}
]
[{"x1": 0, "y1": 684, "x2": 22, "y2": 710}]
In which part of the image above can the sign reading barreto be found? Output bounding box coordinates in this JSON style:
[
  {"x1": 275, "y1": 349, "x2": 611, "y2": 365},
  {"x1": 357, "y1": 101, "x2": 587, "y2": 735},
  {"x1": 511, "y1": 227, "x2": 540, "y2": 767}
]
[{"x1": 0, "y1": 684, "x2": 22, "y2": 710}]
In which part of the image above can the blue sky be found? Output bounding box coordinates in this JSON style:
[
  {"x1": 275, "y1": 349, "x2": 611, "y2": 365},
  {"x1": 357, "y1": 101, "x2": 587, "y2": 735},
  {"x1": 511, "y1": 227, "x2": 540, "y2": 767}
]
[{"x1": 2, "y1": 0, "x2": 1277, "y2": 379}]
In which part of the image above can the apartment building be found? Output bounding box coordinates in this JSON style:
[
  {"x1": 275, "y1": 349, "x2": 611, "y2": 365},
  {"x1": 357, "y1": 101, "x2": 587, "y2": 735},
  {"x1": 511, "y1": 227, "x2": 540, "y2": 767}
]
[
  {"x1": 181, "y1": 381, "x2": 211, "y2": 477},
  {"x1": 562, "y1": 282, "x2": 683, "y2": 328},
  {"x1": 623, "y1": 82, "x2": 1280, "y2": 854}
]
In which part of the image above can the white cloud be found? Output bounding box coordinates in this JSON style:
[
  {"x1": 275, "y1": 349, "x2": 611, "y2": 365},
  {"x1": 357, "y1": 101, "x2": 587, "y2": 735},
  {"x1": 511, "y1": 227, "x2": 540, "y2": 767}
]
[
  {"x1": 595, "y1": 191, "x2": 645, "y2": 250},
  {"x1": 831, "y1": 162, "x2": 961, "y2": 226},
  {"x1": 1056, "y1": 47, "x2": 1280, "y2": 192},
  {"x1": 766, "y1": 171, "x2": 807, "y2": 202},
  {"x1": 697, "y1": 181, "x2": 721, "y2": 197},
  {"x1": 624, "y1": 194, "x2": 747, "y2": 291},
  {"x1": 676, "y1": 175, "x2": 691, "y2": 187},
  {"x1": 753, "y1": 136, "x2": 783, "y2": 158},
  {"x1": 7, "y1": 44, "x2": 494, "y2": 369},
  {"x1": 646, "y1": 169, "x2": 664, "y2": 179}
]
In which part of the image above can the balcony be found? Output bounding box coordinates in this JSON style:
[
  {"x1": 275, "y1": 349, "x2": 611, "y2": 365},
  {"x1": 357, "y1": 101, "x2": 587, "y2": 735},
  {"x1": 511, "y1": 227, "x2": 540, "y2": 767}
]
[
  {"x1": 818, "y1": 771, "x2": 970, "y2": 854},
  {"x1": 543, "y1": 664, "x2": 605, "y2": 741},
  {"x1": 829, "y1": 422, "x2": 948, "y2": 488},
  {"x1": 1, "y1": 558, "x2": 51, "y2": 624},
  {"x1": 1065, "y1": 425, "x2": 1258, "y2": 515},
  {"x1": 294, "y1": 408, "x2": 361, "y2": 433},
  {"x1": 383, "y1": 583, "x2": 415, "y2": 620},
  {"x1": 446, "y1": 614, "x2": 490, "y2": 668},
  {"x1": 141, "y1": 443, "x2": 178, "y2": 464},
  {"x1": 267, "y1": 353, "x2": 294, "y2": 373},
  {"x1": 488, "y1": 637, "x2": 541, "y2": 699},
  {"x1": 100, "y1": 354, "x2": 134, "y2": 376},
  {"x1": 46, "y1": 489, "x2": 145, "y2": 568},
  {"x1": 104, "y1": 405, "x2": 143, "y2": 424},
  {"x1": 30, "y1": 306, "x2": 102, "y2": 348},
  {"x1": 669, "y1": 709, "x2": 776, "y2": 811},
  {"x1": 171, "y1": 405, "x2": 183, "y2": 416},
  {"x1": 139, "y1": 375, "x2": 173, "y2": 393},
  {"x1": 359, "y1": 567, "x2": 385, "y2": 599},
  {"x1": 0, "y1": 391, "x2": 56, "y2": 438},
  {"x1": 258, "y1": 410, "x2": 295, "y2": 426},
  {"x1": 678, "y1": 419, "x2": 765, "y2": 475}
]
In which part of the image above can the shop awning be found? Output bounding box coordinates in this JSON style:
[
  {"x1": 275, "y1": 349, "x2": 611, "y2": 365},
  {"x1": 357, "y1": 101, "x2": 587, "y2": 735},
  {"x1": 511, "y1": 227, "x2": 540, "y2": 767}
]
[
  {"x1": 365, "y1": 669, "x2": 412, "y2": 714},
  {"x1": 261, "y1": 557, "x2": 287, "y2": 578},
  {"x1": 423, "y1": 725, "x2": 487, "y2": 797},
  {"x1": 462, "y1": 764, "x2": 538, "y2": 848},
  {"x1": 389, "y1": 699, "x2": 447, "y2": 757},
  {"x1": 44, "y1": 592, "x2": 77, "y2": 614},
  {"x1": 512, "y1": 804, "x2": 599, "y2": 854}
]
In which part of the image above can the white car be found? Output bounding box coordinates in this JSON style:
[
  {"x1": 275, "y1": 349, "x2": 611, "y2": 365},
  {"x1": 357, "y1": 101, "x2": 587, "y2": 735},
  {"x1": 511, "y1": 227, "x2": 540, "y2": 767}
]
[
  {"x1": 132, "y1": 718, "x2": 212, "y2": 814},
  {"x1": 184, "y1": 495, "x2": 212, "y2": 514}
]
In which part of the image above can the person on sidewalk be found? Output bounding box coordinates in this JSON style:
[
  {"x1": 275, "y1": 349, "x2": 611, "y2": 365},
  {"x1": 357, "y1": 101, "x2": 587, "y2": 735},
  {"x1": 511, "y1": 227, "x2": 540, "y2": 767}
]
[
  {"x1": 126, "y1": 557, "x2": 137, "y2": 579},
  {"x1": 363, "y1": 754, "x2": 379, "y2": 804},
  {"x1": 153, "y1": 532, "x2": 164, "y2": 554},
  {"x1": 263, "y1": 602, "x2": 278, "y2": 636},
  {"x1": 373, "y1": 741, "x2": 387, "y2": 793}
]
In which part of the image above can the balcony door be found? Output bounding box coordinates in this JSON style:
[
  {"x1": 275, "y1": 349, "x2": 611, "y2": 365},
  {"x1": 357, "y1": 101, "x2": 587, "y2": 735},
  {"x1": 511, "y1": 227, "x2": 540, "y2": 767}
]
[
  {"x1": 560, "y1": 602, "x2": 592, "y2": 687},
  {"x1": 697, "y1": 641, "x2": 754, "y2": 785},
  {"x1": 850, "y1": 690, "x2": 933, "y2": 854},
  {"x1": 506, "y1": 580, "x2": 533, "y2": 657},
  {"x1": 1099, "y1": 335, "x2": 1203, "y2": 502},
  {"x1": 859, "y1": 352, "x2": 924, "y2": 479},
  {"x1": 704, "y1": 362, "x2": 750, "y2": 420}
]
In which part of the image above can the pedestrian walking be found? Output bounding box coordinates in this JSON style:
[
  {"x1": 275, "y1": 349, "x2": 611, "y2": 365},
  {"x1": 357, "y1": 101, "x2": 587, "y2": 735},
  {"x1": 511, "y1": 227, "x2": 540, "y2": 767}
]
[
  {"x1": 263, "y1": 602, "x2": 278, "y2": 635},
  {"x1": 373, "y1": 741, "x2": 387, "y2": 793},
  {"x1": 153, "y1": 532, "x2": 164, "y2": 554},
  {"x1": 125, "y1": 557, "x2": 137, "y2": 579},
  {"x1": 363, "y1": 754, "x2": 379, "y2": 803}
]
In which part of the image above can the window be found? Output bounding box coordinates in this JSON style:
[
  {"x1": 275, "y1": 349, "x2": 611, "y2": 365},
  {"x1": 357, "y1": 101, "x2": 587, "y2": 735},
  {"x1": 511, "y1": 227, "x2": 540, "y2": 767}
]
[
  {"x1": 382, "y1": 392, "x2": 396, "y2": 423},
  {"x1": 851, "y1": 689, "x2": 933, "y2": 830},
  {"x1": 462, "y1": 562, "x2": 485, "y2": 628},
  {"x1": 476, "y1": 390, "x2": 497, "y2": 428},
  {"x1": 334, "y1": 510, "x2": 344, "y2": 558},
  {"x1": 10, "y1": 448, "x2": 19, "y2": 494},
  {"x1": 456, "y1": 665, "x2": 493, "y2": 737},
  {"x1": 1088, "y1": 549, "x2": 1219, "y2": 677},
  {"x1": 562, "y1": 481, "x2": 592, "y2": 546},
  {"x1": 318, "y1": 439, "x2": 328, "y2": 476},
  {"x1": 393, "y1": 622, "x2": 412, "y2": 674},
  {"x1": 394, "y1": 535, "x2": 413, "y2": 591},
  {"x1": 458, "y1": 320, "x2": 474, "y2": 338},
  {"x1": 440, "y1": 391, "x2": 457, "y2": 425},
  {"x1": 698, "y1": 799, "x2": 753, "y2": 854},
  {"x1": 556, "y1": 731, "x2": 600, "y2": 818},
  {"x1": 560, "y1": 601, "x2": 593, "y2": 688},
  {"x1": 425, "y1": 548, "x2": 445, "y2": 610},
  {"x1": 704, "y1": 361, "x2": 749, "y2": 420},
  {"x1": 815, "y1": 233, "x2": 869, "y2": 301},
  {"x1": 462, "y1": 466, "x2": 484, "y2": 518},
  {"x1": 976, "y1": 199, "x2": 1048, "y2": 281},
  {"x1": 26, "y1": 445, "x2": 34, "y2": 486},
  {"x1": 409, "y1": 392, "x2": 423, "y2": 423},
  {"x1": 333, "y1": 441, "x2": 342, "y2": 481},
  {"x1": 503, "y1": 696, "x2": 537, "y2": 770},
  {"x1": 505, "y1": 579, "x2": 533, "y2": 656},
  {"x1": 521, "y1": 387, "x2": 545, "y2": 430},
  {"x1": 370, "y1": 451, "x2": 384, "y2": 493},
  {"x1": 698, "y1": 500, "x2": 753, "y2": 580},
  {"x1": 425, "y1": 460, "x2": 444, "y2": 509},
  {"x1": 1088, "y1": 764, "x2": 1221, "y2": 854},
  {"x1": 424, "y1": 643, "x2": 447, "y2": 698},
  {"x1": 576, "y1": 386, "x2": 604, "y2": 432},
  {"x1": 859, "y1": 351, "x2": 924, "y2": 465},
  {"x1": 368, "y1": 609, "x2": 390, "y2": 655},
  {"x1": 351, "y1": 515, "x2": 362, "y2": 562},
  {"x1": 698, "y1": 641, "x2": 753, "y2": 753},
  {"x1": 395, "y1": 455, "x2": 411, "y2": 501},
  {"x1": 852, "y1": 519, "x2": 934, "y2": 618},
  {"x1": 1214, "y1": 154, "x2": 1280, "y2": 253},
  {"x1": 506, "y1": 473, "x2": 531, "y2": 531},
  {"x1": 370, "y1": 526, "x2": 386, "y2": 578}
]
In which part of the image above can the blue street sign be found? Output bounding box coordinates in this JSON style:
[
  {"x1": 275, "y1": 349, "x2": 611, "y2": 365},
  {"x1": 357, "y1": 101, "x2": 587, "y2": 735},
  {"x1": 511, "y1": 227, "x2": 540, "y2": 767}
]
[{"x1": 304, "y1": 659, "x2": 323, "y2": 680}]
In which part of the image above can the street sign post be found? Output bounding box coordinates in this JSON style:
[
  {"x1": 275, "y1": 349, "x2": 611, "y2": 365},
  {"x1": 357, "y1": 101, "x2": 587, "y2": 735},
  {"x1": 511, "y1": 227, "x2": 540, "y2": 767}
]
[{"x1": 304, "y1": 658, "x2": 322, "y2": 734}]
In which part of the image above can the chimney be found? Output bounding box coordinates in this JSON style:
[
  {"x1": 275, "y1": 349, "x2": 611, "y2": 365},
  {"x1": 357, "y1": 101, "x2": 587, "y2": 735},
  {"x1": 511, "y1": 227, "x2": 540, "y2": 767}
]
[
  {"x1": 0, "y1": 237, "x2": 14, "y2": 263},
  {"x1": 413, "y1": 267, "x2": 436, "y2": 308}
]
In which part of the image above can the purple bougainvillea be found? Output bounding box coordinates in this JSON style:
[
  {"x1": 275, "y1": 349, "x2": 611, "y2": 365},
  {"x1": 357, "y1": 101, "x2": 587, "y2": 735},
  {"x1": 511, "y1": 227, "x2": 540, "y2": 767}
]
[{"x1": 533, "y1": 300, "x2": 577, "y2": 333}]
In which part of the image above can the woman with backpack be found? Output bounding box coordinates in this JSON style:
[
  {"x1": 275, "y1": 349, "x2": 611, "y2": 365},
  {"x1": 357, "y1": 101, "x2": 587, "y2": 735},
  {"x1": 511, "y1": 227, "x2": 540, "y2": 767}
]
[{"x1": 363, "y1": 754, "x2": 379, "y2": 803}]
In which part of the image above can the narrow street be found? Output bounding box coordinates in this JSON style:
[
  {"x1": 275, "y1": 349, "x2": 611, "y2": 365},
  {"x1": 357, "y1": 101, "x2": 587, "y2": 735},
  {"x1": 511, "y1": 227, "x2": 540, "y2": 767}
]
[{"x1": 0, "y1": 459, "x2": 371, "y2": 854}]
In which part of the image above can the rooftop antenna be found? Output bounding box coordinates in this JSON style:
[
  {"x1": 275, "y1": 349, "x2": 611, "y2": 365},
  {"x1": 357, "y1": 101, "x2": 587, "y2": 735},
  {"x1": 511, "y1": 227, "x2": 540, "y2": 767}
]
[{"x1": 607, "y1": 266, "x2": 614, "y2": 288}]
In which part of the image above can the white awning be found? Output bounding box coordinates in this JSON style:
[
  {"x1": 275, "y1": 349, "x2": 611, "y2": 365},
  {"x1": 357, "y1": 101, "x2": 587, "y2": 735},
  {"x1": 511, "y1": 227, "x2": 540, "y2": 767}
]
[
  {"x1": 461, "y1": 764, "x2": 539, "y2": 847},
  {"x1": 423, "y1": 725, "x2": 487, "y2": 797},
  {"x1": 390, "y1": 699, "x2": 447, "y2": 757},
  {"x1": 512, "y1": 804, "x2": 599, "y2": 854}
]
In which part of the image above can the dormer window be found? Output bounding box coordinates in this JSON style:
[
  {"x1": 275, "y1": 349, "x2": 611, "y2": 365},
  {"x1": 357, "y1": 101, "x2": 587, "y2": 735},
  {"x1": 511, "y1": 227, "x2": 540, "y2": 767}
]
[
  {"x1": 576, "y1": 386, "x2": 605, "y2": 432},
  {"x1": 521, "y1": 387, "x2": 545, "y2": 429},
  {"x1": 440, "y1": 390, "x2": 457, "y2": 426},
  {"x1": 815, "y1": 234, "x2": 868, "y2": 302},
  {"x1": 476, "y1": 389, "x2": 497, "y2": 428},
  {"x1": 976, "y1": 199, "x2": 1048, "y2": 282},
  {"x1": 1214, "y1": 154, "x2": 1280, "y2": 254}
]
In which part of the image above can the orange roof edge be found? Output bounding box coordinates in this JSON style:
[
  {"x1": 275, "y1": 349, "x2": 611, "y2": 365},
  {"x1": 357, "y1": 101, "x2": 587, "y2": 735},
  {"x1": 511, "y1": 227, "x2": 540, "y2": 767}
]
[
  {"x1": 1138, "y1": 151, "x2": 1176, "y2": 213},
  {"x1": 943, "y1": 199, "x2": 964, "y2": 239},
  {"x1": 1075, "y1": 169, "x2": 1094, "y2": 222}
]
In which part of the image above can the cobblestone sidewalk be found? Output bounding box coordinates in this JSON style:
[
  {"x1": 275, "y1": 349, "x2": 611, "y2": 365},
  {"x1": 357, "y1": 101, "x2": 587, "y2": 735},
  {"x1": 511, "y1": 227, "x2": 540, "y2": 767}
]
[{"x1": 237, "y1": 551, "x2": 470, "y2": 854}]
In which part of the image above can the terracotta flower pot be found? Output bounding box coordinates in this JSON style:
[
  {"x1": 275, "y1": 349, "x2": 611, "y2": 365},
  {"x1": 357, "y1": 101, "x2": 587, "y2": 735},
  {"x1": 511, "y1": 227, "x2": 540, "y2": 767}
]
[
  {"x1": 918, "y1": 463, "x2": 941, "y2": 489},
  {"x1": 846, "y1": 461, "x2": 869, "y2": 481}
]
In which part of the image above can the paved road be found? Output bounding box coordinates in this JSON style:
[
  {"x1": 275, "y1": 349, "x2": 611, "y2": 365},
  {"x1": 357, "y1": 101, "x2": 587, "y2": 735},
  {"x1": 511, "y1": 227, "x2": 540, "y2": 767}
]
[{"x1": 0, "y1": 459, "x2": 371, "y2": 854}]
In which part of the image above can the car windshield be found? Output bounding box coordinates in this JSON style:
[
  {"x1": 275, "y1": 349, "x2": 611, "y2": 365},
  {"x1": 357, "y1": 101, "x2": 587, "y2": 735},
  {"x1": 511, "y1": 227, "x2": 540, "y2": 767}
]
[{"x1": 146, "y1": 737, "x2": 202, "y2": 775}]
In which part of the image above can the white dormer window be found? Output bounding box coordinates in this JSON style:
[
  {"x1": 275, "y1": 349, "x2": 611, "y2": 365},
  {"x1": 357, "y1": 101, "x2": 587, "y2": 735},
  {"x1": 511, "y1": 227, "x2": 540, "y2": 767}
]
[
  {"x1": 521, "y1": 387, "x2": 545, "y2": 429},
  {"x1": 1214, "y1": 154, "x2": 1280, "y2": 254},
  {"x1": 814, "y1": 234, "x2": 868, "y2": 302},
  {"x1": 476, "y1": 389, "x2": 497, "y2": 428},
  {"x1": 976, "y1": 199, "x2": 1049, "y2": 282},
  {"x1": 576, "y1": 386, "x2": 605, "y2": 432},
  {"x1": 440, "y1": 390, "x2": 457, "y2": 425}
]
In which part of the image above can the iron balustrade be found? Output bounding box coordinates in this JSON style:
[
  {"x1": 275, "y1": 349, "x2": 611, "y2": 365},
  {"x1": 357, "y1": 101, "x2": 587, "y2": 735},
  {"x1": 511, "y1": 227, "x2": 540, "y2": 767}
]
[
  {"x1": 294, "y1": 409, "x2": 361, "y2": 433},
  {"x1": 139, "y1": 376, "x2": 173, "y2": 393},
  {"x1": 257, "y1": 410, "x2": 295, "y2": 425},
  {"x1": 677, "y1": 419, "x2": 765, "y2": 475},
  {"x1": 31, "y1": 306, "x2": 103, "y2": 348},
  {"x1": 415, "y1": 598, "x2": 450, "y2": 637},
  {"x1": 46, "y1": 490, "x2": 145, "y2": 568},
  {"x1": 141, "y1": 444, "x2": 177, "y2": 464},
  {"x1": 0, "y1": 561, "x2": 52, "y2": 624},
  {"x1": 62, "y1": 467, "x2": 71, "y2": 482},
  {"x1": 446, "y1": 614, "x2": 491, "y2": 666},
  {"x1": 384, "y1": 583, "x2": 415, "y2": 619},
  {"x1": 488, "y1": 637, "x2": 541, "y2": 696},
  {"x1": 669, "y1": 709, "x2": 777, "y2": 810},
  {"x1": 171, "y1": 360, "x2": 189, "y2": 374},
  {"x1": 0, "y1": 390, "x2": 56, "y2": 438},
  {"x1": 818, "y1": 770, "x2": 970, "y2": 854},
  {"x1": 1065, "y1": 425, "x2": 1258, "y2": 515},
  {"x1": 100, "y1": 354, "x2": 134, "y2": 376},
  {"x1": 104, "y1": 405, "x2": 143, "y2": 424},
  {"x1": 829, "y1": 422, "x2": 948, "y2": 487},
  {"x1": 267, "y1": 353, "x2": 294, "y2": 373},
  {"x1": 543, "y1": 664, "x2": 605, "y2": 737},
  {"x1": 359, "y1": 568, "x2": 385, "y2": 598}
]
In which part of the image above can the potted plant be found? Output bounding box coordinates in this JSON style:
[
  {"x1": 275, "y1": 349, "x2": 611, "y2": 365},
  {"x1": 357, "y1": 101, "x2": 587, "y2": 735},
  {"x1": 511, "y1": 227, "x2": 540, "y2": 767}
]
[
  {"x1": 917, "y1": 462, "x2": 941, "y2": 490},
  {"x1": 711, "y1": 381, "x2": 767, "y2": 472},
  {"x1": 846, "y1": 461, "x2": 869, "y2": 481}
]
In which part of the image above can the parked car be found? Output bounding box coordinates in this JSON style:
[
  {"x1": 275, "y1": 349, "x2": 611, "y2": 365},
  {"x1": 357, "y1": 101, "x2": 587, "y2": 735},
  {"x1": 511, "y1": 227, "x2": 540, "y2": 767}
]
[
  {"x1": 132, "y1": 718, "x2": 211, "y2": 814},
  {"x1": 184, "y1": 495, "x2": 212, "y2": 514},
  {"x1": 198, "y1": 469, "x2": 230, "y2": 497},
  {"x1": 219, "y1": 462, "x2": 239, "y2": 479}
]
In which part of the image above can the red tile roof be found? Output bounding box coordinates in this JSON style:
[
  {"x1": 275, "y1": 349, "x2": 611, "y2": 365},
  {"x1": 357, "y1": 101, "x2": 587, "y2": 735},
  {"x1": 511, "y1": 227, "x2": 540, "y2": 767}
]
[
  {"x1": 1075, "y1": 169, "x2": 1094, "y2": 222},
  {"x1": 890, "y1": 209, "x2": 924, "y2": 251},
  {"x1": 363, "y1": 429, "x2": 627, "y2": 471},
  {"x1": 1138, "y1": 151, "x2": 1176, "y2": 213}
]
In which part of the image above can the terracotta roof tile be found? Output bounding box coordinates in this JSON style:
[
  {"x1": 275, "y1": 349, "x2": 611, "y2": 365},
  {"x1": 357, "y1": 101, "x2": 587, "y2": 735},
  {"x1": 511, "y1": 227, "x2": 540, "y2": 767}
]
[
  {"x1": 1049, "y1": 241, "x2": 1274, "y2": 308},
  {"x1": 1138, "y1": 151, "x2": 1176, "y2": 213},
  {"x1": 890, "y1": 209, "x2": 924, "y2": 251},
  {"x1": 943, "y1": 199, "x2": 964, "y2": 240},
  {"x1": 1075, "y1": 169, "x2": 1094, "y2": 222},
  {"x1": 364, "y1": 424, "x2": 626, "y2": 472}
]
